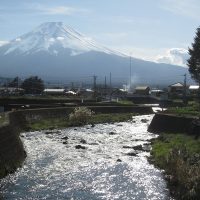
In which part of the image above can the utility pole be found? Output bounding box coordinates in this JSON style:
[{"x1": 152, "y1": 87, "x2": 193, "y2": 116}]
[
  {"x1": 93, "y1": 75, "x2": 97, "y2": 99},
  {"x1": 17, "y1": 77, "x2": 19, "y2": 89},
  {"x1": 93, "y1": 75, "x2": 97, "y2": 90},
  {"x1": 183, "y1": 73, "x2": 187, "y2": 105},
  {"x1": 110, "y1": 72, "x2": 112, "y2": 101},
  {"x1": 104, "y1": 76, "x2": 107, "y2": 89},
  {"x1": 130, "y1": 55, "x2": 132, "y2": 89},
  {"x1": 129, "y1": 54, "x2": 132, "y2": 92},
  {"x1": 71, "y1": 82, "x2": 73, "y2": 89}
]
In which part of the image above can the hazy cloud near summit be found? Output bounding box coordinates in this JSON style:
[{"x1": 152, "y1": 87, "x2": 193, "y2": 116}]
[
  {"x1": 0, "y1": 40, "x2": 9, "y2": 46},
  {"x1": 156, "y1": 48, "x2": 189, "y2": 67}
]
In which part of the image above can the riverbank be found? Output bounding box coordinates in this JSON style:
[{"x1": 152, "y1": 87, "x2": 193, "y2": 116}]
[
  {"x1": 148, "y1": 111, "x2": 200, "y2": 200},
  {"x1": 150, "y1": 133, "x2": 200, "y2": 199},
  {"x1": 27, "y1": 113, "x2": 134, "y2": 131},
  {"x1": 0, "y1": 112, "x2": 27, "y2": 179}
]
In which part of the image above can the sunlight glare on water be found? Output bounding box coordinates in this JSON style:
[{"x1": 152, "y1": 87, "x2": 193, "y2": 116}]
[{"x1": 0, "y1": 115, "x2": 171, "y2": 200}]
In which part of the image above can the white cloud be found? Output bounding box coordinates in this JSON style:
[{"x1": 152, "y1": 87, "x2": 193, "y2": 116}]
[
  {"x1": 105, "y1": 45, "x2": 189, "y2": 66},
  {"x1": 15, "y1": 38, "x2": 21, "y2": 42},
  {"x1": 56, "y1": 37, "x2": 65, "y2": 41},
  {"x1": 34, "y1": 5, "x2": 89, "y2": 16},
  {"x1": 0, "y1": 40, "x2": 9, "y2": 46},
  {"x1": 0, "y1": 3, "x2": 89, "y2": 17},
  {"x1": 49, "y1": 38, "x2": 55, "y2": 42},
  {"x1": 160, "y1": 0, "x2": 200, "y2": 20},
  {"x1": 156, "y1": 48, "x2": 189, "y2": 66},
  {"x1": 43, "y1": 6, "x2": 83, "y2": 15}
]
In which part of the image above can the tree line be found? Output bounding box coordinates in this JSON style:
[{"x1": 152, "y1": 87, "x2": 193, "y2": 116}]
[{"x1": 7, "y1": 76, "x2": 44, "y2": 94}]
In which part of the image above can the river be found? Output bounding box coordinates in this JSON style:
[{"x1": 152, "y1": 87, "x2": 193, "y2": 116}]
[{"x1": 0, "y1": 115, "x2": 171, "y2": 200}]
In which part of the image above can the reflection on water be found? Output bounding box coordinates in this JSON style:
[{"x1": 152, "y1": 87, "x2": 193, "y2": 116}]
[{"x1": 0, "y1": 115, "x2": 170, "y2": 199}]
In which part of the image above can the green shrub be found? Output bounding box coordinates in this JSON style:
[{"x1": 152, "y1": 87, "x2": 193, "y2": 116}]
[
  {"x1": 151, "y1": 134, "x2": 200, "y2": 199},
  {"x1": 69, "y1": 107, "x2": 94, "y2": 126}
]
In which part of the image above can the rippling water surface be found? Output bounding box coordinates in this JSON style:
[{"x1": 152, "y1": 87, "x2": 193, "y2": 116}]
[{"x1": 0, "y1": 115, "x2": 170, "y2": 199}]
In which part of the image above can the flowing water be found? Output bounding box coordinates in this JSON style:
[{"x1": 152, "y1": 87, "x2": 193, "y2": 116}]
[{"x1": 0, "y1": 115, "x2": 170, "y2": 200}]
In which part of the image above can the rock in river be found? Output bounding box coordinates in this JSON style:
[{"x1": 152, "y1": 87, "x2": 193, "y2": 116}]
[{"x1": 75, "y1": 145, "x2": 87, "y2": 150}]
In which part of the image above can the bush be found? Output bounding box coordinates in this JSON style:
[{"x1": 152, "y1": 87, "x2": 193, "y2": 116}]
[
  {"x1": 69, "y1": 107, "x2": 94, "y2": 126},
  {"x1": 150, "y1": 134, "x2": 200, "y2": 199}
]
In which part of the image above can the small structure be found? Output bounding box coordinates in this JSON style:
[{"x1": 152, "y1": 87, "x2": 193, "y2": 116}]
[
  {"x1": 65, "y1": 90, "x2": 77, "y2": 96},
  {"x1": 112, "y1": 88, "x2": 127, "y2": 98},
  {"x1": 0, "y1": 87, "x2": 24, "y2": 96},
  {"x1": 43, "y1": 88, "x2": 65, "y2": 95},
  {"x1": 78, "y1": 88, "x2": 94, "y2": 98},
  {"x1": 168, "y1": 82, "x2": 184, "y2": 96},
  {"x1": 135, "y1": 86, "x2": 150, "y2": 95},
  {"x1": 189, "y1": 85, "x2": 199, "y2": 96},
  {"x1": 150, "y1": 89, "x2": 164, "y2": 97}
]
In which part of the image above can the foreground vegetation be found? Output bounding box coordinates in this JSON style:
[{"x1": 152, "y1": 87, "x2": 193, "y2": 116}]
[
  {"x1": 150, "y1": 134, "x2": 200, "y2": 200},
  {"x1": 0, "y1": 113, "x2": 9, "y2": 126},
  {"x1": 164, "y1": 101, "x2": 200, "y2": 117},
  {"x1": 27, "y1": 113, "x2": 134, "y2": 131}
]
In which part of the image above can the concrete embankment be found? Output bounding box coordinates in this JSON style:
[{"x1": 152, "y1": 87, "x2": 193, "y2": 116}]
[
  {"x1": 148, "y1": 113, "x2": 200, "y2": 135},
  {"x1": 0, "y1": 111, "x2": 27, "y2": 179},
  {"x1": 0, "y1": 105, "x2": 153, "y2": 179},
  {"x1": 18, "y1": 105, "x2": 153, "y2": 122}
]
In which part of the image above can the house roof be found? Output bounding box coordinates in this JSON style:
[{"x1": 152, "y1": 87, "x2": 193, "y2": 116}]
[
  {"x1": 189, "y1": 85, "x2": 199, "y2": 90},
  {"x1": 44, "y1": 89, "x2": 65, "y2": 93},
  {"x1": 151, "y1": 89, "x2": 164, "y2": 93},
  {"x1": 135, "y1": 86, "x2": 150, "y2": 90},
  {"x1": 65, "y1": 90, "x2": 76, "y2": 95},
  {"x1": 169, "y1": 82, "x2": 183, "y2": 87}
]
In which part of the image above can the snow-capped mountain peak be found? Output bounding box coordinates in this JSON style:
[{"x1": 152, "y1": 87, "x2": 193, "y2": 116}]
[{"x1": 3, "y1": 22, "x2": 124, "y2": 56}]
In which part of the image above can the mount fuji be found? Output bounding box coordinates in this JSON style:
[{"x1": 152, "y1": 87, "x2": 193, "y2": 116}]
[{"x1": 0, "y1": 22, "x2": 189, "y2": 85}]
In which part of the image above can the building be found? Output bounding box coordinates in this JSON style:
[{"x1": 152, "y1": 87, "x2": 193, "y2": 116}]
[
  {"x1": 65, "y1": 90, "x2": 77, "y2": 96},
  {"x1": 168, "y1": 82, "x2": 184, "y2": 97},
  {"x1": 189, "y1": 85, "x2": 199, "y2": 96},
  {"x1": 150, "y1": 89, "x2": 164, "y2": 97},
  {"x1": 135, "y1": 86, "x2": 150, "y2": 95},
  {"x1": 43, "y1": 88, "x2": 65, "y2": 95},
  {"x1": 0, "y1": 87, "x2": 24, "y2": 96}
]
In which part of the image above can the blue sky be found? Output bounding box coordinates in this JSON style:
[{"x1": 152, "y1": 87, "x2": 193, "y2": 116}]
[{"x1": 0, "y1": 0, "x2": 199, "y2": 65}]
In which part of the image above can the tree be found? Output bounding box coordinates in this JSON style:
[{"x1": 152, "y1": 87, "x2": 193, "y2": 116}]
[
  {"x1": 21, "y1": 76, "x2": 44, "y2": 94},
  {"x1": 188, "y1": 27, "x2": 200, "y2": 85},
  {"x1": 8, "y1": 77, "x2": 21, "y2": 88},
  {"x1": 69, "y1": 107, "x2": 94, "y2": 126}
]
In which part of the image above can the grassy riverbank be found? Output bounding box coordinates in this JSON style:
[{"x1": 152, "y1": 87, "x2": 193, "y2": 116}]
[
  {"x1": 164, "y1": 101, "x2": 200, "y2": 117},
  {"x1": 27, "y1": 113, "x2": 134, "y2": 131},
  {"x1": 150, "y1": 133, "x2": 200, "y2": 200}
]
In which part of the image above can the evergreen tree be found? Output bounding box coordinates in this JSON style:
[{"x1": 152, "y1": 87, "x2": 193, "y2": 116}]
[
  {"x1": 21, "y1": 76, "x2": 44, "y2": 94},
  {"x1": 188, "y1": 27, "x2": 200, "y2": 85},
  {"x1": 8, "y1": 77, "x2": 20, "y2": 87}
]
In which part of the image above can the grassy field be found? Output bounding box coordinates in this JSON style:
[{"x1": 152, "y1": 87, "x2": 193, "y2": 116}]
[
  {"x1": 150, "y1": 134, "x2": 200, "y2": 200},
  {"x1": 27, "y1": 113, "x2": 134, "y2": 131},
  {"x1": 164, "y1": 101, "x2": 200, "y2": 117}
]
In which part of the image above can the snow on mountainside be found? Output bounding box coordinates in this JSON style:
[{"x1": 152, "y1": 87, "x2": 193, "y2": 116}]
[
  {"x1": 0, "y1": 22, "x2": 190, "y2": 84},
  {"x1": 2, "y1": 22, "x2": 124, "y2": 56}
]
